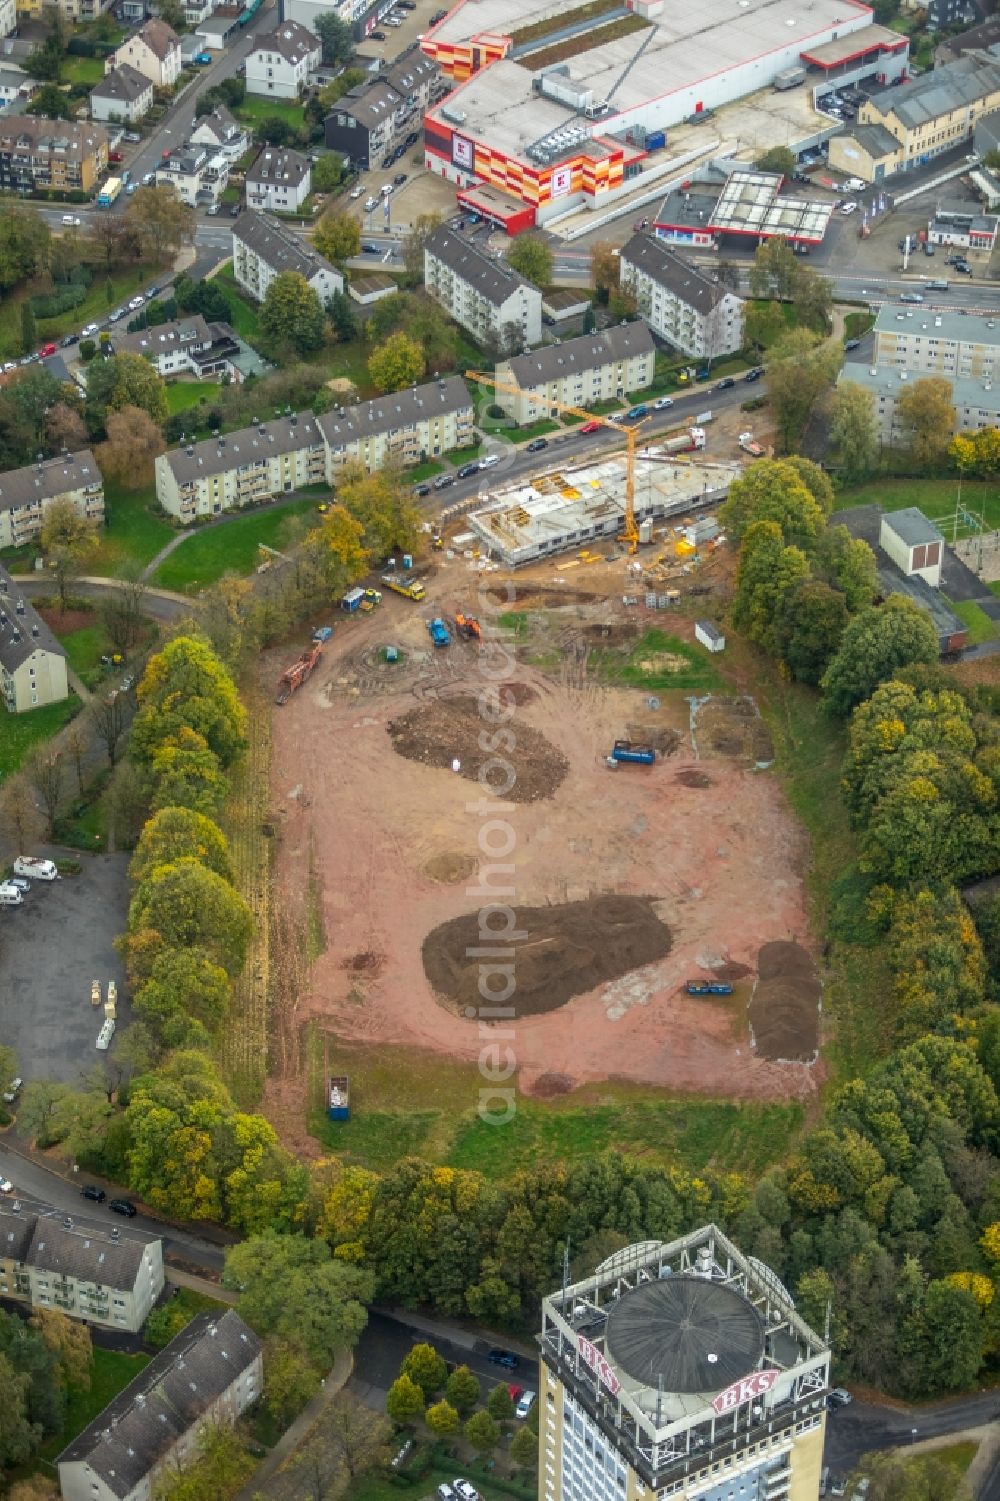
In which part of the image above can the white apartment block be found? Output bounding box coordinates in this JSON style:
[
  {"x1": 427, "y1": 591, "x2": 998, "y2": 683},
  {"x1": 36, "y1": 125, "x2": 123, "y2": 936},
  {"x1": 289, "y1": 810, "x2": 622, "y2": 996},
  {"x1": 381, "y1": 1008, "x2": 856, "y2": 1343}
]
[
  {"x1": 58, "y1": 1312, "x2": 262, "y2": 1501},
  {"x1": 155, "y1": 413, "x2": 327, "y2": 520},
  {"x1": 873, "y1": 303, "x2": 1000, "y2": 378},
  {"x1": 423, "y1": 225, "x2": 542, "y2": 353},
  {"x1": 110, "y1": 315, "x2": 242, "y2": 381},
  {"x1": 840, "y1": 361, "x2": 998, "y2": 443},
  {"x1": 245, "y1": 145, "x2": 311, "y2": 212},
  {"x1": 246, "y1": 19, "x2": 320, "y2": 99},
  {"x1": 0, "y1": 0, "x2": 16, "y2": 39},
  {"x1": 89, "y1": 63, "x2": 153, "y2": 124},
  {"x1": 0, "y1": 1205, "x2": 163, "y2": 1330},
  {"x1": 0, "y1": 449, "x2": 104, "y2": 550},
  {"x1": 109, "y1": 18, "x2": 182, "y2": 87},
  {"x1": 317, "y1": 376, "x2": 474, "y2": 472},
  {"x1": 188, "y1": 104, "x2": 249, "y2": 161},
  {"x1": 0, "y1": 566, "x2": 68, "y2": 713},
  {"x1": 496, "y1": 323, "x2": 656, "y2": 424},
  {"x1": 620, "y1": 233, "x2": 745, "y2": 360},
  {"x1": 232, "y1": 209, "x2": 343, "y2": 304},
  {"x1": 156, "y1": 141, "x2": 228, "y2": 206}
]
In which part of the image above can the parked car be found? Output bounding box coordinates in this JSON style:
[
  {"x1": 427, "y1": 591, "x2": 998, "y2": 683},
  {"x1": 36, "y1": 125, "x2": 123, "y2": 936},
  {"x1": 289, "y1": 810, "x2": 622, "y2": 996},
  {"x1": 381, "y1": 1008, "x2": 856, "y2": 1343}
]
[
  {"x1": 839, "y1": 200, "x2": 858, "y2": 215},
  {"x1": 60, "y1": 333, "x2": 79, "y2": 347},
  {"x1": 8, "y1": 877, "x2": 30, "y2": 893},
  {"x1": 432, "y1": 472, "x2": 455, "y2": 490},
  {"x1": 454, "y1": 1482, "x2": 479, "y2": 1501},
  {"x1": 109, "y1": 150, "x2": 123, "y2": 163},
  {"x1": 526, "y1": 438, "x2": 548, "y2": 451},
  {"x1": 580, "y1": 420, "x2": 601, "y2": 434},
  {"x1": 61, "y1": 213, "x2": 82, "y2": 226},
  {"x1": 81, "y1": 1185, "x2": 106, "y2": 1202},
  {"x1": 81, "y1": 322, "x2": 100, "y2": 337},
  {"x1": 923, "y1": 241, "x2": 935, "y2": 255},
  {"x1": 744, "y1": 367, "x2": 764, "y2": 382},
  {"x1": 371, "y1": 29, "x2": 386, "y2": 39},
  {"x1": 128, "y1": 295, "x2": 145, "y2": 311},
  {"x1": 2, "y1": 1078, "x2": 23, "y2": 1103},
  {"x1": 206, "y1": 202, "x2": 221, "y2": 215},
  {"x1": 487, "y1": 1348, "x2": 519, "y2": 1368},
  {"x1": 194, "y1": 51, "x2": 212, "y2": 63},
  {"x1": 361, "y1": 242, "x2": 380, "y2": 253},
  {"x1": 828, "y1": 1387, "x2": 853, "y2": 1406},
  {"x1": 0, "y1": 1178, "x2": 12, "y2": 1193},
  {"x1": 109, "y1": 1199, "x2": 137, "y2": 1217},
  {"x1": 312, "y1": 626, "x2": 333, "y2": 642},
  {"x1": 38, "y1": 343, "x2": 56, "y2": 358},
  {"x1": 123, "y1": 130, "x2": 141, "y2": 142},
  {"x1": 457, "y1": 461, "x2": 480, "y2": 478},
  {"x1": 142, "y1": 171, "x2": 155, "y2": 185},
  {"x1": 844, "y1": 337, "x2": 861, "y2": 351},
  {"x1": 653, "y1": 395, "x2": 674, "y2": 409},
  {"x1": 349, "y1": 184, "x2": 364, "y2": 198},
  {"x1": 714, "y1": 377, "x2": 735, "y2": 390},
  {"x1": 393, "y1": 172, "x2": 407, "y2": 185},
  {"x1": 516, "y1": 1391, "x2": 537, "y2": 1419}
]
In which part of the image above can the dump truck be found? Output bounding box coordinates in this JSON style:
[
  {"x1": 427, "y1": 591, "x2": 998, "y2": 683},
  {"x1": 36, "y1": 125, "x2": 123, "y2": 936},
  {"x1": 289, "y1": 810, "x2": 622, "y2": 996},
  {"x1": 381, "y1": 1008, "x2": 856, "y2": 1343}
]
[
  {"x1": 428, "y1": 618, "x2": 450, "y2": 648},
  {"x1": 661, "y1": 427, "x2": 707, "y2": 455},
  {"x1": 610, "y1": 740, "x2": 656, "y2": 766},
  {"x1": 328, "y1": 1075, "x2": 350, "y2": 1122},
  {"x1": 739, "y1": 432, "x2": 765, "y2": 458},
  {"x1": 454, "y1": 612, "x2": 482, "y2": 641},
  {"x1": 276, "y1": 642, "x2": 322, "y2": 705},
  {"x1": 381, "y1": 573, "x2": 426, "y2": 601},
  {"x1": 686, "y1": 980, "x2": 734, "y2": 996}
]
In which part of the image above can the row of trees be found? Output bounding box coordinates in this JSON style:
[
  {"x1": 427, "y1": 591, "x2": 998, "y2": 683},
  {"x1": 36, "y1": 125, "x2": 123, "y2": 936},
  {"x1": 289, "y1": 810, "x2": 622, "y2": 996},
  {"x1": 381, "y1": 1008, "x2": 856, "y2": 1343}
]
[
  {"x1": 0, "y1": 1307, "x2": 92, "y2": 1471},
  {"x1": 386, "y1": 1343, "x2": 538, "y2": 1467}
]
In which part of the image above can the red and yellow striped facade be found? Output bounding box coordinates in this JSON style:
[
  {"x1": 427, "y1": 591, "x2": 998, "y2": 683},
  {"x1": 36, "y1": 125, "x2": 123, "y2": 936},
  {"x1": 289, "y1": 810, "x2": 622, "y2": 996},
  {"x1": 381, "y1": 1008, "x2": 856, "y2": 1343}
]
[
  {"x1": 426, "y1": 117, "x2": 630, "y2": 211},
  {"x1": 421, "y1": 30, "x2": 509, "y2": 81}
]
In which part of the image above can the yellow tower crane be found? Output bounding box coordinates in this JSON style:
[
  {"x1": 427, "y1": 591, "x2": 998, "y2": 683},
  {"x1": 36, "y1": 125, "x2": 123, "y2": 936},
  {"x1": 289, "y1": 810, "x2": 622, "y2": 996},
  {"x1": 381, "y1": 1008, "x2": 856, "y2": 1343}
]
[{"x1": 464, "y1": 369, "x2": 651, "y2": 552}]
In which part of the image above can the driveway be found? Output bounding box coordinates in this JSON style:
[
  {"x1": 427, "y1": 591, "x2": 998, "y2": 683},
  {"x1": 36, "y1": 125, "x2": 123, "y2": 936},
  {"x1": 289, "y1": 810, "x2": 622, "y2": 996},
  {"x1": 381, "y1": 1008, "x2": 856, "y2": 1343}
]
[{"x1": 0, "y1": 853, "x2": 131, "y2": 1086}]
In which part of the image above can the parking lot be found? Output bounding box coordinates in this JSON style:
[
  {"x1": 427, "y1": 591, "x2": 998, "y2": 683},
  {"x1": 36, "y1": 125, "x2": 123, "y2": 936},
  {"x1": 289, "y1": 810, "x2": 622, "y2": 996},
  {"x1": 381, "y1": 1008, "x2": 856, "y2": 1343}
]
[{"x1": 0, "y1": 854, "x2": 131, "y2": 1088}]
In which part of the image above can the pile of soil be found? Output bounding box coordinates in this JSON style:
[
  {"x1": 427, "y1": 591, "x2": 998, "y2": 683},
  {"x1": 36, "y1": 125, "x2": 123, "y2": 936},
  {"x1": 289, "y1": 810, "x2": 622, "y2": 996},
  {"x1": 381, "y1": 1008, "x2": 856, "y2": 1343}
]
[
  {"x1": 629, "y1": 725, "x2": 682, "y2": 756},
  {"x1": 486, "y1": 585, "x2": 599, "y2": 606},
  {"x1": 422, "y1": 895, "x2": 672, "y2": 1018},
  {"x1": 675, "y1": 769, "x2": 713, "y2": 788},
  {"x1": 342, "y1": 950, "x2": 384, "y2": 975},
  {"x1": 387, "y1": 696, "x2": 568, "y2": 802},
  {"x1": 498, "y1": 681, "x2": 538, "y2": 706},
  {"x1": 424, "y1": 851, "x2": 478, "y2": 885},
  {"x1": 748, "y1": 940, "x2": 820, "y2": 1062},
  {"x1": 585, "y1": 621, "x2": 640, "y2": 644},
  {"x1": 530, "y1": 1072, "x2": 576, "y2": 1097},
  {"x1": 695, "y1": 697, "x2": 775, "y2": 765}
]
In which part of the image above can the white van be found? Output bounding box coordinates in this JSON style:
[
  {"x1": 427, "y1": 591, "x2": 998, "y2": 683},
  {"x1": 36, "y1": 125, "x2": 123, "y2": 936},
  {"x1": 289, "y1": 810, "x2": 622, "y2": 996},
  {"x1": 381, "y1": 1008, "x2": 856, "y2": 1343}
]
[
  {"x1": 478, "y1": 453, "x2": 499, "y2": 469},
  {"x1": 14, "y1": 857, "x2": 57, "y2": 880},
  {"x1": 381, "y1": 183, "x2": 393, "y2": 196},
  {"x1": 0, "y1": 884, "x2": 23, "y2": 907}
]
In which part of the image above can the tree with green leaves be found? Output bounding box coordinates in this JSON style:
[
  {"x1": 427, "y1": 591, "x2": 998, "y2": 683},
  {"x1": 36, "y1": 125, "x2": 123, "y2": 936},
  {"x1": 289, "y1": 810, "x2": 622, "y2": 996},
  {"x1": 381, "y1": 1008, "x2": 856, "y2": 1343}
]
[
  {"x1": 315, "y1": 11, "x2": 355, "y2": 63},
  {"x1": 748, "y1": 238, "x2": 800, "y2": 300},
  {"x1": 19, "y1": 299, "x2": 35, "y2": 358},
  {"x1": 313, "y1": 211, "x2": 359, "y2": 266},
  {"x1": 386, "y1": 1373, "x2": 425, "y2": 1425},
  {"x1": 755, "y1": 145, "x2": 797, "y2": 176},
  {"x1": 813, "y1": 524, "x2": 877, "y2": 613},
  {"x1": 260, "y1": 271, "x2": 326, "y2": 354},
  {"x1": 821, "y1": 596, "x2": 941, "y2": 717},
  {"x1": 511, "y1": 1426, "x2": 538, "y2": 1468},
  {"x1": 154, "y1": 1423, "x2": 255, "y2": 1501},
  {"x1": 774, "y1": 578, "x2": 849, "y2": 685},
  {"x1": 132, "y1": 634, "x2": 247, "y2": 769},
  {"x1": 86, "y1": 352, "x2": 168, "y2": 426},
  {"x1": 311, "y1": 152, "x2": 345, "y2": 194},
  {"x1": 128, "y1": 859, "x2": 251, "y2": 977},
  {"x1": 133, "y1": 946, "x2": 232, "y2": 1041},
  {"x1": 486, "y1": 1381, "x2": 515, "y2": 1421},
  {"x1": 29, "y1": 1308, "x2": 91, "y2": 1394},
  {"x1": 38, "y1": 496, "x2": 99, "y2": 610},
  {"x1": 401, "y1": 1342, "x2": 447, "y2": 1397},
  {"x1": 744, "y1": 299, "x2": 786, "y2": 353},
  {"x1": 425, "y1": 1398, "x2": 461, "y2": 1436},
  {"x1": 720, "y1": 458, "x2": 827, "y2": 545},
  {"x1": 124, "y1": 186, "x2": 195, "y2": 260},
  {"x1": 765, "y1": 329, "x2": 843, "y2": 451},
  {"x1": 731, "y1": 520, "x2": 811, "y2": 653},
  {"x1": 885, "y1": 887, "x2": 986, "y2": 1041},
  {"x1": 899, "y1": 1278, "x2": 982, "y2": 1396},
  {"x1": 445, "y1": 1364, "x2": 481, "y2": 1414},
  {"x1": 0, "y1": 204, "x2": 50, "y2": 292},
  {"x1": 337, "y1": 462, "x2": 421, "y2": 557},
  {"x1": 896, "y1": 376, "x2": 956, "y2": 469},
  {"x1": 222, "y1": 1232, "x2": 372, "y2": 1365},
  {"x1": 263, "y1": 1336, "x2": 321, "y2": 1426},
  {"x1": 464, "y1": 1409, "x2": 501, "y2": 1453},
  {"x1": 507, "y1": 233, "x2": 553, "y2": 287},
  {"x1": 131, "y1": 806, "x2": 233, "y2": 885},
  {"x1": 148, "y1": 729, "x2": 229, "y2": 818},
  {"x1": 402, "y1": 212, "x2": 444, "y2": 286},
  {"x1": 829, "y1": 379, "x2": 879, "y2": 481},
  {"x1": 327, "y1": 289, "x2": 356, "y2": 342},
  {"x1": 0, "y1": 1352, "x2": 38, "y2": 1467},
  {"x1": 26, "y1": 82, "x2": 75, "y2": 120},
  {"x1": 368, "y1": 331, "x2": 425, "y2": 393}
]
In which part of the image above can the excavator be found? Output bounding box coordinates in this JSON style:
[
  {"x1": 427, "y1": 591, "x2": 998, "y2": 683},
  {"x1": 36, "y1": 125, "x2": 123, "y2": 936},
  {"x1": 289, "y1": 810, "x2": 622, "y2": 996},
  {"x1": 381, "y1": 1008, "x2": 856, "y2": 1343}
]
[
  {"x1": 454, "y1": 612, "x2": 482, "y2": 642},
  {"x1": 276, "y1": 641, "x2": 323, "y2": 705}
]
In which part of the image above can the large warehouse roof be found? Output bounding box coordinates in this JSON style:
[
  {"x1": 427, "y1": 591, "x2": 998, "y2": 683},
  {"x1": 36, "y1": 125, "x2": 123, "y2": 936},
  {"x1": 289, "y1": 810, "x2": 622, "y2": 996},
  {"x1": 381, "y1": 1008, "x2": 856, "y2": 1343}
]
[{"x1": 710, "y1": 169, "x2": 833, "y2": 241}]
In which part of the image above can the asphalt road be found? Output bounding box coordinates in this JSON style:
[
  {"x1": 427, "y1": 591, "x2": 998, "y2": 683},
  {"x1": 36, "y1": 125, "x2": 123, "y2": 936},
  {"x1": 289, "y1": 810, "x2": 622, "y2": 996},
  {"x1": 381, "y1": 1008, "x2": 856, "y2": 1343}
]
[{"x1": 351, "y1": 1310, "x2": 540, "y2": 1409}]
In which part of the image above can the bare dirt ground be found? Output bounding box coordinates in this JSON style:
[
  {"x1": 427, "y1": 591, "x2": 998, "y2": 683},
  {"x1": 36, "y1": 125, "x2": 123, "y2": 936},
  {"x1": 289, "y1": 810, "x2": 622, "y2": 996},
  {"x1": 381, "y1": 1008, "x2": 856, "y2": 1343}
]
[{"x1": 266, "y1": 549, "x2": 818, "y2": 1108}]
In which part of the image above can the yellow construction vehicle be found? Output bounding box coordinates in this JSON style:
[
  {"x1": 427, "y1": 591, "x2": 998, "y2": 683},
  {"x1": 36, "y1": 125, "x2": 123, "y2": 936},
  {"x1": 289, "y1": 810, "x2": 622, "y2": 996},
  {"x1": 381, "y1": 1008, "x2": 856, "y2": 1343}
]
[{"x1": 464, "y1": 370, "x2": 651, "y2": 552}]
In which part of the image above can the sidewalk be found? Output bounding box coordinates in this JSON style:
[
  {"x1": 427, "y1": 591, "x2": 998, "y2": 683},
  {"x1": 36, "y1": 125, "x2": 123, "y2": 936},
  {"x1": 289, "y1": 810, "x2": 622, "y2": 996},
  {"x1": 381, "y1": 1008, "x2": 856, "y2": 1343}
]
[
  {"x1": 165, "y1": 1266, "x2": 238, "y2": 1303},
  {"x1": 232, "y1": 1347, "x2": 354, "y2": 1501}
]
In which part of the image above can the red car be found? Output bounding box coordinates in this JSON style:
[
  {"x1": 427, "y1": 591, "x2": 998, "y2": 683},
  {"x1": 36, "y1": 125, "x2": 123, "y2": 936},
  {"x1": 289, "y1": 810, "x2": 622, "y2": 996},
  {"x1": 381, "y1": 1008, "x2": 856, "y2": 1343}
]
[
  {"x1": 38, "y1": 343, "x2": 57, "y2": 357},
  {"x1": 508, "y1": 1384, "x2": 523, "y2": 1402},
  {"x1": 580, "y1": 420, "x2": 601, "y2": 434},
  {"x1": 109, "y1": 150, "x2": 123, "y2": 163}
]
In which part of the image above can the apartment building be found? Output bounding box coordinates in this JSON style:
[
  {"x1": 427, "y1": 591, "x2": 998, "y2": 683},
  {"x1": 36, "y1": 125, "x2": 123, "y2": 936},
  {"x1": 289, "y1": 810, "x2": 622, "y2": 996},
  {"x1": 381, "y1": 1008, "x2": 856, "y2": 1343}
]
[
  {"x1": 188, "y1": 104, "x2": 249, "y2": 161},
  {"x1": 538, "y1": 1225, "x2": 829, "y2": 1501},
  {"x1": 0, "y1": 0, "x2": 15, "y2": 38},
  {"x1": 840, "y1": 361, "x2": 997, "y2": 441},
  {"x1": 317, "y1": 376, "x2": 474, "y2": 473},
  {"x1": 246, "y1": 19, "x2": 320, "y2": 98},
  {"x1": 851, "y1": 55, "x2": 1000, "y2": 173},
  {"x1": 155, "y1": 140, "x2": 228, "y2": 206},
  {"x1": 873, "y1": 304, "x2": 1000, "y2": 378},
  {"x1": 109, "y1": 17, "x2": 182, "y2": 88},
  {"x1": 324, "y1": 47, "x2": 442, "y2": 167},
  {"x1": 0, "y1": 1204, "x2": 163, "y2": 1327},
  {"x1": 232, "y1": 209, "x2": 343, "y2": 304},
  {"x1": 0, "y1": 566, "x2": 68, "y2": 713},
  {"x1": 619, "y1": 233, "x2": 744, "y2": 360},
  {"x1": 0, "y1": 449, "x2": 104, "y2": 550},
  {"x1": 495, "y1": 324, "x2": 655, "y2": 424},
  {"x1": 110, "y1": 315, "x2": 242, "y2": 381},
  {"x1": 424, "y1": 225, "x2": 542, "y2": 353},
  {"x1": 89, "y1": 63, "x2": 153, "y2": 124},
  {"x1": 0, "y1": 115, "x2": 108, "y2": 194},
  {"x1": 245, "y1": 145, "x2": 311, "y2": 212},
  {"x1": 155, "y1": 412, "x2": 327, "y2": 520},
  {"x1": 58, "y1": 1312, "x2": 262, "y2": 1501}
]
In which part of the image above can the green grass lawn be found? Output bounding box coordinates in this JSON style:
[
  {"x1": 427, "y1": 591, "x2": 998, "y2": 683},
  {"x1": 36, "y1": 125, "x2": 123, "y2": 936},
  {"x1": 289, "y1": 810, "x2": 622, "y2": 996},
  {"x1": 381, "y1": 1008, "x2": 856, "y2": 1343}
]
[
  {"x1": 949, "y1": 597, "x2": 998, "y2": 645},
  {"x1": 211, "y1": 264, "x2": 263, "y2": 343},
  {"x1": 38, "y1": 1348, "x2": 150, "y2": 1462},
  {"x1": 844, "y1": 310, "x2": 875, "y2": 340},
  {"x1": 596, "y1": 627, "x2": 724, "y2": 693},
  {"x1": 164, "y1": 380, "x2": 223, "y2": 414},
  {"x1": 91, "y1": 480, "x2": 174, "y2": 574},
  {"x1": 352, "y1": 1466, "x2": 530, "y2": 1501},
  {"x1": 63, "y1": 54, "x2": 105, "y2": 85},
  {"x1": 0, "y1": 261, "x2": 167, "y2": 361},
  {"x1": 236, "y1": 95, "x2": 307, "y2": 130},
  {"x1": 511, "y1": 418, "x2": 561, "y2": 442},
  {"x1": 408, "y1": 457, "x2": 444, "y2": 480},
  {"x1": 56, "y1": 618, "x2": 113, "y2": 687},
  {"x1": 54, "y1": 765, "x2": 111, "y2": 851},
  {"x1": 151, "y1": 499, "x2": 320, "y2": 593},
  {"x1": 837, "y1": 476, "x2": 1000, "y2": 535},
  {"x1": 444, "y1": 441, "x2": 486, "y2": 462},
  {"x1": 0, "y1": 697, "x2": 80, "y2": 777}
]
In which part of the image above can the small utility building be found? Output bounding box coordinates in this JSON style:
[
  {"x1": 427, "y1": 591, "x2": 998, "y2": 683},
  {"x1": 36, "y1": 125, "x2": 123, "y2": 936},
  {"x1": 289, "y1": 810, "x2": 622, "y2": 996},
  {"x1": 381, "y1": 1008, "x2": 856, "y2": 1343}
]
[{"x1": 879, "y1": 508, "x2": 944, "y2": 587}]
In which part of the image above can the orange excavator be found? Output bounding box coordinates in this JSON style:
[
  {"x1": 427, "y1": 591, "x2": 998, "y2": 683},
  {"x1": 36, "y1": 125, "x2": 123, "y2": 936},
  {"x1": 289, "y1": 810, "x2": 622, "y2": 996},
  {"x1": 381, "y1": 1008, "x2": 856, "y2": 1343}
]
[
  {"x1": 276, "y1": 641, "x2": 322, "y2": 705},
  {"x1": 454, "y1": 612, "x2": 482, "y2": 642}
]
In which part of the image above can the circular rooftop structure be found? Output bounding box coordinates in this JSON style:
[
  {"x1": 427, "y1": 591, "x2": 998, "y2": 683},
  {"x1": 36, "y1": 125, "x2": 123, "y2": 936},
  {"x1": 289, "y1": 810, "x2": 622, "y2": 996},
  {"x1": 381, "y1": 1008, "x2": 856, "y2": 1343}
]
[{"x1": 604, "y1": 1277, "x2": 765, "y2": 1395}]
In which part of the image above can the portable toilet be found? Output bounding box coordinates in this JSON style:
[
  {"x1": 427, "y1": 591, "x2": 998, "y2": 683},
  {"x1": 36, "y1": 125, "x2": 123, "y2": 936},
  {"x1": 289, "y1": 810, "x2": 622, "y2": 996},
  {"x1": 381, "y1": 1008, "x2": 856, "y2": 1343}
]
[
  {"x1": 402, "y1": 553, "x2": 413, "y2": 570},
  {"x1": 386, "y1": 645, "x2": 399, "y2": 663}
]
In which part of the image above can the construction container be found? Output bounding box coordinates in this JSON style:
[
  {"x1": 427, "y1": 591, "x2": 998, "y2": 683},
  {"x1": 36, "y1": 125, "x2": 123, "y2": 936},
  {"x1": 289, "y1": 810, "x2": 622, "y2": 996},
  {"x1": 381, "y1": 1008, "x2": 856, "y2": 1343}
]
[
  {"x1": 328, "y1": 1076, "x2": 350, "y2": 1121},
  {"x1": 638, "y1": 518, "x2": 654, "y2": 545}
]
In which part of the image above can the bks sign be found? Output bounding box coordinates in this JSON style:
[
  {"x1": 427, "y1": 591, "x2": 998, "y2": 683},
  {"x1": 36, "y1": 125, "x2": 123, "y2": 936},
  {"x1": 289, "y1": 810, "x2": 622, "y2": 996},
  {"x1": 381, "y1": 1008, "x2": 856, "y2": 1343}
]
[
  {"x1": 577, "y1": 1334, "x2": 622, "y2": 1397},
  {"x1": 710, "y1": 1368, "x2": 778, "y2": 1417}
]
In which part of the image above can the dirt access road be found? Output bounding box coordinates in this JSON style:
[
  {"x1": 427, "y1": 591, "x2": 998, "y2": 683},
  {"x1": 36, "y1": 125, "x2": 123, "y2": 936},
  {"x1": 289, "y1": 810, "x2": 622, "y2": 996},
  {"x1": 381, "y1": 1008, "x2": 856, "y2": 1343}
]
[{"x1": 267, "y1": 555, "x2": 818, "y2": 1114}]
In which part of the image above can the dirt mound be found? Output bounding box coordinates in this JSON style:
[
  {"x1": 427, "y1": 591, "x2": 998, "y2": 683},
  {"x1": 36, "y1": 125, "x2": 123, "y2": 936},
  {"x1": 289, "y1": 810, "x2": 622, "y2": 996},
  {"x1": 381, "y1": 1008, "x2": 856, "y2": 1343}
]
[
  {"x1": 629, "y1": 725, "x2": 681, "y2": 756},
  {"x1": 486, "y1": 585, "x2": 598, "y2": 606},
  {"x1": 585, "y1": 621, "x2": 640, "y2": 644},
  {"x1": 748, "y1": 941, "x2": 820, "y2": 1062},
  {"x1": 694, "y1": 697, "x2": 775, "y2": 765},
  {"x1": 715, "y1": 959, "x2": 753, "y2": 982},
  {"x1": 342, "y1": 950, "x2": 383, "y2": 975},
  {"x1": 675, "y1": 769, "x2": 713, "y2": 788},
  {"x1": 498, "y1": 681, "x2": 538, "y2": 706},
  {"x1": 422, "y1": 895, "x2": 672, "y2": 1018},
  {"x1": 424, "y1": 851, "x2": 477, "y2": 884},
  {"x1": 387, "y1": 696, "x2": 568, "y2": 802},
  {"x1": 530, "y1": 1072, "x2": 577, "y2": 1098}
]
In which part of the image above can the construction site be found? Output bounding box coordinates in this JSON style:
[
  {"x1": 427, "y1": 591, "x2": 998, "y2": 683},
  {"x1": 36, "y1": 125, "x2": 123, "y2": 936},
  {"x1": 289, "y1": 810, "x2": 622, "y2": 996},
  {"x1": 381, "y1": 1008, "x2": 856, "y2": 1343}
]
[{"x1": 264, "y1": 460, "x2": 823, "y2": 1127}]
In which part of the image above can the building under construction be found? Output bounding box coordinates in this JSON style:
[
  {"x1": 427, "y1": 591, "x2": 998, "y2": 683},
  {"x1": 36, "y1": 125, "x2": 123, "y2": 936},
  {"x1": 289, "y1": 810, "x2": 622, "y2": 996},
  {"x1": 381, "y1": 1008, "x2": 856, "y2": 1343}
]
[{"x1": 465, "y1": 448, "x2": 741, "y2": 568}]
